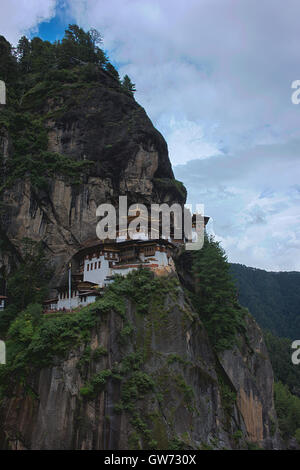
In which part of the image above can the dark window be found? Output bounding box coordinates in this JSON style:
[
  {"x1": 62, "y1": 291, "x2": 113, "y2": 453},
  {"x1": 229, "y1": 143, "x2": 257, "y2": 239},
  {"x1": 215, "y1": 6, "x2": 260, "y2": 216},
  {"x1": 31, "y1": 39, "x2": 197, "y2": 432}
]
[
  {"x1": 120, "y1": 249, "x2": 135, "y2": 261},
  {"x1": 144, "y1": 246, "x2": 155, "y2": 257}
]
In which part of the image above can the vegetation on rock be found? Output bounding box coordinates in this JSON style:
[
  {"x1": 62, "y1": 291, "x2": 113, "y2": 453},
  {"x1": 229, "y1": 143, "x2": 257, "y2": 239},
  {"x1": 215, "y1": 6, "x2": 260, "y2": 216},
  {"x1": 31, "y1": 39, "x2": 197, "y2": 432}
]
[
  {"x1": 230, "y1": 263, "x2": 300, "y2": 445},
  {"x1": 0, "y1": 268, "x2": 207, "y2": 449},
  {"x1": 0, "y1": 239, "x2": 53, "y2": 335},
  {"x1": 264, "y1": 330, "x2": 300, "y2": 397},
  {"x1": 274, "y1": 381, "x2": 300, "y2": 445},
  {"x1": 0, "y1": 25, "x2": 137, "y2": 192},
  {"x1": 1, "y1": 24, "x2": 134, "y2": 94},
  {"x1": 192, "y1": 235, "x2": 246, "y2": 352}
]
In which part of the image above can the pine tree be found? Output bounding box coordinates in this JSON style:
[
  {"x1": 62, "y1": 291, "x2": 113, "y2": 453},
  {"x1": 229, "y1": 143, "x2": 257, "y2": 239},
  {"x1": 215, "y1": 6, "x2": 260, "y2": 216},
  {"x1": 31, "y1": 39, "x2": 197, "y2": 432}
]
[
  {"x1": 274, "y1": 381, "x2": 300, "y2": 440},
  {"x1": 88, "y1": 28, "x2": 103, "y2": 50},
  {"x1": 192, "y1": 235, "x2": 246, "y2": 351},
  {"x1": 122, "y1": 74, "x2": 136, "y2": 96},
  {"x1": 16, "y1": 36, "x2": 32, "y2": 73},
  {"x1": 0, "y1": 239, "x2": 53, "y2": 335},
  {"x1": 30, "y1": 37, "x2": 56, "y2": 74},
  {"x1": 0, "y1": 36, "x2": 18, "y2": 82},
  {"x1": 6, "y1": 239, "x2": 53, "y2": 311},
  {"x1": 0, "y1": 25, "x2": 112, "y2": 83}
]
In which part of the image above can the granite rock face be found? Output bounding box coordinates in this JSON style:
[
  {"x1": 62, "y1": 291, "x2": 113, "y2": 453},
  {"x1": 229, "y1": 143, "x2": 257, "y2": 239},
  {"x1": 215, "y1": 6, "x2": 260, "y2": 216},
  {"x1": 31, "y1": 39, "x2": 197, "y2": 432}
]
[
  {"x1": 0, "y1": 282, "x2": 281, "y2": 450},
  {"x1": 0, "y1": 68, "x2": 184, "y2": 285},
  {"x1": 219, "y1": 314, "x2": 281, "y2": 448}
]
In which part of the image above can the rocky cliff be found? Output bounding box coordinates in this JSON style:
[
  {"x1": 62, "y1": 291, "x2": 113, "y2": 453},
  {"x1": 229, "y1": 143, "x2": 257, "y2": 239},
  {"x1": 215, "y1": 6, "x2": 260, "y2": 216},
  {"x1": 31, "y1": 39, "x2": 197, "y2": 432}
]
[
  {"x1": 0, "y1": 63, "x2": 282, "y2": 450},
  {"x1": 0, "y1": 65, "x2": 185, "y2": 287},
  {"x1": 0, "y1": 271, "x2": 281, "y2": 450}
]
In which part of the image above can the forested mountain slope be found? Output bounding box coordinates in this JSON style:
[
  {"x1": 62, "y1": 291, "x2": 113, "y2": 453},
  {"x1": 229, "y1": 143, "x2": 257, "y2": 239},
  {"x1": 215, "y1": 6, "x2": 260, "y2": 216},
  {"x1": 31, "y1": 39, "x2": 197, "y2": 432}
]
[{"x1": 230, "y1": 263, "x2": 300, "y2": 339}]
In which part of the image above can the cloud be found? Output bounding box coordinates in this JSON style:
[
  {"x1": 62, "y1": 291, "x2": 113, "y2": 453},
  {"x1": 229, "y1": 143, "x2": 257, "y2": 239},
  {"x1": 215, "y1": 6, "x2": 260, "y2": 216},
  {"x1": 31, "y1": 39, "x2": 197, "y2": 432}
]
[
  {"x1": 0, "y1": 0, "x2": 57, "y2": 44},
  {"x1": 174, "y1": 140, "x2": 300, "y2": 271},
  {"x1": 156, "y1": 117, "x2": 221, "y2": 166}
]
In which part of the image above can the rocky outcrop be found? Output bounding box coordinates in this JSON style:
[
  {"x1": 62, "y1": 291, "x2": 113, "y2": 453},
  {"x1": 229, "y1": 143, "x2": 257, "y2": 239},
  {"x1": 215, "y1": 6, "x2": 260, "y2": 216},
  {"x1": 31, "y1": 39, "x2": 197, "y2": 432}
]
[
  {"x1": 219, "y1": 314, "x2": 281, "y2": 448},
  {"x1": 0, "y1": 67, "x2": 184, "y2": 285},
  {"x1": 0, "y1": 277, "x2": 281, "y2": 450}
]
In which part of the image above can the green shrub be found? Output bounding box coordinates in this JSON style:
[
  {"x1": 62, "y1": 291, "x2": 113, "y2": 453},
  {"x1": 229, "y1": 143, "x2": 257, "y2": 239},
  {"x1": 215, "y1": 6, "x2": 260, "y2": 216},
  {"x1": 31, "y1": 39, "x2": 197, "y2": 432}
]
[
  {"x1": 92, "y1": 346, "x2": 108, "y2": 360},
  {"x1": 274, "y1": 381, "x2": 300, "y2": 441},
  {"x1": 80, "y1": 369, "x2": 112, "y2": 400},
  {"x1": 295, "y1": 428, "x2": 300, "y2": 445}
]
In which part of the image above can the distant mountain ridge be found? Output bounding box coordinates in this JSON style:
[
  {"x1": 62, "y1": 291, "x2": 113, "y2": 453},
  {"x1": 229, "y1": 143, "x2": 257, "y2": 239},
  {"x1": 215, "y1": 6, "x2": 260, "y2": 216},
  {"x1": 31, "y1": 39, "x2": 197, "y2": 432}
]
[{"x1": 230, "y1": 263, "x2": 300, "y2": 339}]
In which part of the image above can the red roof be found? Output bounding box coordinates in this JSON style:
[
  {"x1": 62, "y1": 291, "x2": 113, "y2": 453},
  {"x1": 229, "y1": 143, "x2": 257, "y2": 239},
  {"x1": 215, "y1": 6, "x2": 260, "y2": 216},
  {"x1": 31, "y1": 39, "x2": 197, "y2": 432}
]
[{"x1": 0, "y1": 296, "x2": 7, "y2": 300}]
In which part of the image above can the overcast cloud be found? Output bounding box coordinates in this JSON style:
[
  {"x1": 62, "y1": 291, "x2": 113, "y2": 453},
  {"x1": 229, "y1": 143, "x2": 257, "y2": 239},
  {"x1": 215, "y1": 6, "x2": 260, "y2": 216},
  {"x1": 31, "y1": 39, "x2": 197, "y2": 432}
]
[
  {"x1": 0, "y1": 0, "x2": 56, "y2": 43},
  {"x1": 1, "y1": 0, "x2": 299, "y2": 270}
]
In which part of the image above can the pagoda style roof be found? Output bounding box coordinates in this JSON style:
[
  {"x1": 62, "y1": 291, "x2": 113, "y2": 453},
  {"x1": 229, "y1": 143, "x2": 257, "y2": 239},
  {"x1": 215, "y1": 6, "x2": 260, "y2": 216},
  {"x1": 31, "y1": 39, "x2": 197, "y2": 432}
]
[
  {"x1": 77, "y1": 281, "x2": 99, "y2": 290},
  {"x1": 78, "y1": 290, "x2": 100, "y2": 297},
  {"x1": 75, "y1": 237, "x2": 177, "y2": 258},
  {"x1": 43, "y1": 298, "x2": 58, "y2": 305}
]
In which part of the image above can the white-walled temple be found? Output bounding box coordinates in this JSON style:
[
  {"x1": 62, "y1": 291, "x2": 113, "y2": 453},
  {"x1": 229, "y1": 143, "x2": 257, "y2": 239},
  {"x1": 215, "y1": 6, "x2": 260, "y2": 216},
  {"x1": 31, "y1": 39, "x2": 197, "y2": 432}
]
[
  {"x1": 43, "y1": 212, "x2": 209, "y2": 313},
  {"x1": 0, "y1": 296, "x2": 7, "y2": 311},
  {"x1": 44, "y1": 238, "x2": 177, "y2": 312}
]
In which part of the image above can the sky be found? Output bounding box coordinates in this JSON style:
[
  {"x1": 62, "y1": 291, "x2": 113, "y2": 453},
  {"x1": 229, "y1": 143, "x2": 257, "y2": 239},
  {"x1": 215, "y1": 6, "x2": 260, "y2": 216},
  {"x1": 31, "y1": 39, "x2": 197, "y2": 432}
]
[{"x1": 0, "y1": 0, "x2": 299, "y2": 271}]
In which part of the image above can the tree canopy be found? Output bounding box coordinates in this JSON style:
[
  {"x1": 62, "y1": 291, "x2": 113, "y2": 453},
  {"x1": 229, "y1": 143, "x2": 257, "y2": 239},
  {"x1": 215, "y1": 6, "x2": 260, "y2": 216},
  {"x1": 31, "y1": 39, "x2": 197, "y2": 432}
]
[
  {"x1": 0, "y1": 239, "x2": 53, "y2": 336},
  {"x1": 0, "y1": 25, "x2": 135, "y2": 96},
  {"x1": 122, "y1": 75, "x2": 136, "y2": 96},
  {"x1": 192, "y1": 235, "x2": 246, "y2": 352}
]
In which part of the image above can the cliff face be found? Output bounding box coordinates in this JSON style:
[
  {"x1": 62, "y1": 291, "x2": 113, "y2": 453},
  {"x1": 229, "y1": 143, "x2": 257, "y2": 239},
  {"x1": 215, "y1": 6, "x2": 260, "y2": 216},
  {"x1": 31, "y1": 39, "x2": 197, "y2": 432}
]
[
  {"x1": 219, "y1": 314, "x2": 278, "y2": 447},
  {"x1": 0, "y1": 274, "x2": 281, "y2": 450},
  {"x1": 0, "y1": 67, "x2": 185, "y2": 286},
  {"x1": 0, "y1": 68, "x2": 282, "y2": 450}
]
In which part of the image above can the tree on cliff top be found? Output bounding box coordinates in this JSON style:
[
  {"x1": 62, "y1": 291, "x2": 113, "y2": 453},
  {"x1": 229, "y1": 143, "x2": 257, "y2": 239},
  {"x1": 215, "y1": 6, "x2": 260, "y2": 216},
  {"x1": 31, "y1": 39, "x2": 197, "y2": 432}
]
[
  {"x1": 0, "y1": 25, "x2": 134, "y2": 93},
  {"x1": 0, "y1": 36, "x2": 17, "y2": 83},
  {"x1": 122, "y1": 75, "x2": 136, "y2": 96}
]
